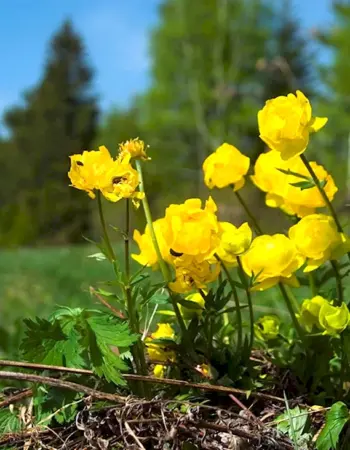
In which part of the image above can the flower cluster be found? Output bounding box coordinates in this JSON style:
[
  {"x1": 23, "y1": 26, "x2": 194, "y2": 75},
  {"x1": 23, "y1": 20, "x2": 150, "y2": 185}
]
[{"x1": 68, "y1": 143, "x2": 147, "y2": 206}]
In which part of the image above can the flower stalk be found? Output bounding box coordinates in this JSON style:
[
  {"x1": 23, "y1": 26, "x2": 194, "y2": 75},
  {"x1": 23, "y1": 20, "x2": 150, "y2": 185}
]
[{"x1": 237, "y1": 256, "x2": 254, "y2": 351}]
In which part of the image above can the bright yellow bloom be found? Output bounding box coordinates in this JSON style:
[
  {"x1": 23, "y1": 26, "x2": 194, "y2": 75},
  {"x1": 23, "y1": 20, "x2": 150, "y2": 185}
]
[
  {"x1": 169, "y1": 255, "x2": 220, "y2": 294},
  {"x1": 216, "y1": 222, "x2": 252, "y2": 265},
  {"x1": 163, "y1": 197, "x2": 219, "y2": 261},
  {"x1": 100, "y1": 158, "x2": 144, "y2": 206},
  {"x1": 68, "y1": 145, "x2": 144, "y2": 205},
  {"x1": 119, "y1": 137, "x2": 149, "y2": 160},
  {"x1": 179, "y1": 292, "x2": 206, "y2": 320},
  {"x1": 68, "y1": 146, "x2": 115, "y2": 198},
  {"x1": 319, "y1": 302, "x2": 350, "y2": 336},
  {"x1": 146, "y1": 323, "x2": 176, "y2": 362},
  {"x1": 258, "y1": 90, "x2": 328, "y2": 160},
  {"x1": 132, "y1": 218, "x2": 171, "y2": 268},
  {"x1": 241, "y1": 234, "x2": 304, "y2": 290},
  {"x1": 297, "y1": 296, "x2": 329, "y2": 333},
  {"x1": 153, "y1": 364, "x2": 166, "y2": 378},
  {"x1": 289, "y1": 214, "x2": 350, "y2": 272},
  {"x1": 254, "y1": 315, "x2": 280, "y2": 341},
  {"x1": 251, "y1": 150, "x2": 337, "y2": 218},
  {"x1": 203, "y1": 143, "x2": 250, "y2": 191}
]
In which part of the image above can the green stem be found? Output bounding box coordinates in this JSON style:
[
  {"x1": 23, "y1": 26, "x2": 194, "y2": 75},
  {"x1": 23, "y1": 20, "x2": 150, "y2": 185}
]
[
  {"x1": 330, "y1": 260, "x2": 344, "y2": 306},
  {"x1": 308, "y1": 272, "x2": 318, "y2": 297},
  {"x1": 97, "y1": 191, "x2": 116, "y2": 261},
  {"x1": 300, "y1": 154, "x2": 344, "y2": 234},
  {"x1": 135, "y1": 160, "x2": 187, "y2": 336},
  {"x1": 123, "y1": 200, "x2": 149, "y2": 397},
  {"x1": 216, "y1": 254, "x2": 242, "y2": 352},
  {"x1": 234, "y1": 190, "x2": 263, "y2": 235},
  {"x1": 278, "y1": 283, "x2": 306, "y2": 345},
  {"x1": 237, "y1": 256, "x2": 254, "y2": 352}
]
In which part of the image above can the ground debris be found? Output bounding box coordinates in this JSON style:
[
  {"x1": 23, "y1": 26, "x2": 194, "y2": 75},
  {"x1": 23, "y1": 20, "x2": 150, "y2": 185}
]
[{"x1": 0, "y1": 396, "x2": 293, "y2": 450}]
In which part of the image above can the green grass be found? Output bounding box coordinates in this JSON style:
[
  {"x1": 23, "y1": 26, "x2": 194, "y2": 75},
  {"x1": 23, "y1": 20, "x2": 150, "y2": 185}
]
[{"x1": 0, "y1": 243, "x2": 345, "y2": 357}]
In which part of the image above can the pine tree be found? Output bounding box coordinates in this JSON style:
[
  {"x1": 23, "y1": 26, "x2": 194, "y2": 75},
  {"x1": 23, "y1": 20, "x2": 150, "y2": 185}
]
[{"x1": 4, "y1": 20, "x2": 98, "y2": 244}]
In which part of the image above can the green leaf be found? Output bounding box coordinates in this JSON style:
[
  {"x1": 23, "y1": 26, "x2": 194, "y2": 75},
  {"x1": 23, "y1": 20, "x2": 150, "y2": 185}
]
[
  {"x1": 176, "y1": 298, "x2": 203, "y2": 310},
  {"x1": 86, "y1": 313, "x2": 138, "y2": 385},
  {"x1": 276, "y1": 406, "x2": 308, "y2": 439},
  {"x1": 0, "y1": 408, "x2": 22, "y2": 435},
  {"x1": 20, "y1": 318, "x2": 85, "y2": 368},
  {"x1": 289, "y1": 180, "x2": 316, "y2": 190},
  {"x1": 276, "y1": 168, "x2": 310, "y2": 180},
  {"x1": 316, "y1": 402, "x2": 349, "y2": 450}
]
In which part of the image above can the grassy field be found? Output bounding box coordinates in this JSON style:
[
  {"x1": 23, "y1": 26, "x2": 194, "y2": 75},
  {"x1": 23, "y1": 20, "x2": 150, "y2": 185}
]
[{"x1": 1, "y1": 243, "x2": 342, "y2": 357}]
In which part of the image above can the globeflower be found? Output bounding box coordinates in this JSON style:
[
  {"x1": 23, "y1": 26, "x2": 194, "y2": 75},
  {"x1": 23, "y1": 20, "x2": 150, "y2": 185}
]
[
  {"x1": 100, "y1": 157, "x2": 144, "y2": 206},
  {"x1": 203, "y1": 143, "x2": 250, "y2": 191},
  {"x1": 169, "y1": 255, "x2": 220, "y2": 294},
  {"x1": 319, "y1": 302, "x2": 350, "y2": 336},
  {"x1": 68, "y1": 146, "x2": 115, "y2": 198},
  {"x1": 68, "y1": 145, "x2": 144, "y2": 204},
  {"x1": 288, "y1": 214, "x2": 350, "y2": 272},
  {"x1": 241, "y1": 234, "x2": 304, "y2": 290},
  {"x1": 153, "y1": 364, "x2": 166, "y2": 378},
  {"x1": 119, "y1": 137, "x2": 149, "y2": 161},
  {"x1": 132, "y1": 218, "x2": 171, "y2": 268},
  {"x1": 163, "y1": 197, "x2": 219, "y2": 261},
  {"x1": 258, "y1": 90, "x2": 328, "y2": 160},
  {"x1": 146, "y1": 323, "x2": 176, "y2": 362},
  {"x1": 216, "y1": 222, "x2": 252, "y2": 265},
  {"x1": 297, "y1": 296, "x2": 329, "y2": 332},
  {"x1": 251, "y1": 150, "x2": 337, "y2": 218},
  {"x1": 254, "y1": 315, "x2": 280, "y2": 341}
]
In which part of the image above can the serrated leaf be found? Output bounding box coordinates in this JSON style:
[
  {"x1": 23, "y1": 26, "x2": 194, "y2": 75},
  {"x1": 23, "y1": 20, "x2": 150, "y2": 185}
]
[
  {"x1": 0, "y1": 408, "x2": 23, "y2": 435},
  {"x1": 316, "y1": 402, "x2": 349, "y2": 450},
  {"x1": 86, "y1": 313, "x2": 138, "y2": 386},
  {"x1": 276, "y1": 406, "x2": 308, "y2": 438},
  {"x1": 21, "y1": 318, "x2": 85, "y2": 368},
  {"x1": 289, "y1": 180, "x2": 316, "y2": 190}
]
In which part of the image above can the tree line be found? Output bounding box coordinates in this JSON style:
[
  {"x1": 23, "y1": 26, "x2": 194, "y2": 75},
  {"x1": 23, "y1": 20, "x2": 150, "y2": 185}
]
[{"x1": 0, "y1": 0, "x2": 349, "y2": 246}]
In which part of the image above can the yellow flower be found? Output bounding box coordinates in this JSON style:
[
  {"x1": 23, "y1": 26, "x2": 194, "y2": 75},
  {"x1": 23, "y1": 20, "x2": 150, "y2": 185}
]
[
  {"x1": 288, "y1": 214, "x2": 350, "y2": 272},
  {"x1": 203, "y1": 143, "x2": 250, "y2": 191},
  {"x1": 132, "y1": 218, "x2": 171, "y2": 268},
  {"x1": 251, "y1": 150, "x2": 337, "y2": 218},
  {"x1": 153, "y1": 364, "x2": 166, "y2": 378},
  {"x1": 146, "y1": 323, "x2": 176, "y2": 362},
  {"x1": 216, "y1": 222, "x2": 252, "y2": 265},
  {"x1": 100, "y1": 158, "x2": 144, "y2": 206},
  {"x1": 319, "y1": 302, "x2": 350, "y2": 336},
  {"x1": 258, "y1": 90, "x2": 328, "y2": 160},
  {"x1": 163, "y1": 197, "x2": 219, "y2": 261},
  {"x1": 179, "y1": 292, "x2": 206, "y2": 320},
  {"x1": 119, "y1": 137, "x2": 149, "y2": 160},
  {"x1": 241, "y1": 234, "x2": 304, "y2": 290},
  {"x1": 169, "y1": 255, "x2": 220, "y2": 294},
  {"x1": 297, "y1": 296, "x2": 329, "y2": 332},
  {"x1": 68, "y1": 146, "x2": 115, "y2": 198},
  {"x1": 254, "y1": 315, "x2": 280, "y2": 341}
]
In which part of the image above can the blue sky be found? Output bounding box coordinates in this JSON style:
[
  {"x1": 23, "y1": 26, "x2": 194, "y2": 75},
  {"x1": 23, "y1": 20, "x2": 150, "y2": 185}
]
[{"x1": 0, "y1": 0, "x2": 332, "y2": 128}]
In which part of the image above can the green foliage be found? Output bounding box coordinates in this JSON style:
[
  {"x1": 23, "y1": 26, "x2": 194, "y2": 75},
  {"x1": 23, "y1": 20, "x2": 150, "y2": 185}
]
[
  {"x1": 316, "y1": 402, "x2": 349, "y2": 450},
  {"x1": 21, "y1": 307, "x2": 137, "y2": 386},
  {"x1": 0, "y1": 407, "x2": 23, "y2": 434},
  {"x1": 276, "y1": 404, "x2": 312, "y2": 449}
]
